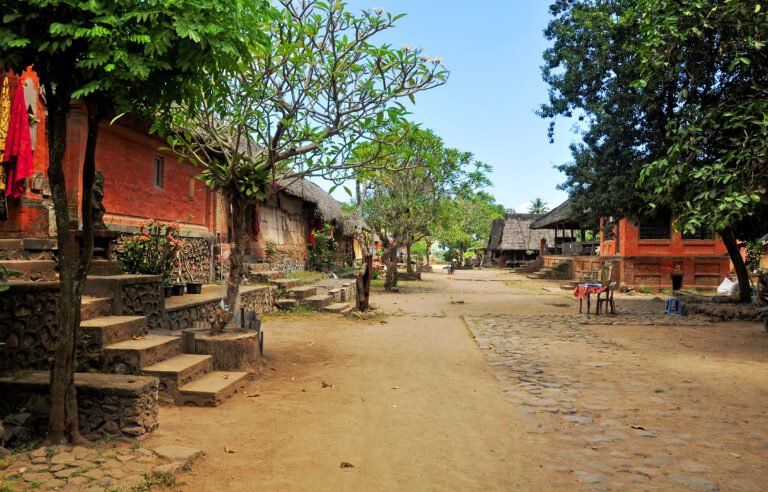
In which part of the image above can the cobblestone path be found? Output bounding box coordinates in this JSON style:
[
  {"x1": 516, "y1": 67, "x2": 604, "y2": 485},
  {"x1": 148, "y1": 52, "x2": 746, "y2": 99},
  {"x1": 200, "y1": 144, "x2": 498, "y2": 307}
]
[{"x1": 466, "y1": 313, "x2": 768, "y2": 491}]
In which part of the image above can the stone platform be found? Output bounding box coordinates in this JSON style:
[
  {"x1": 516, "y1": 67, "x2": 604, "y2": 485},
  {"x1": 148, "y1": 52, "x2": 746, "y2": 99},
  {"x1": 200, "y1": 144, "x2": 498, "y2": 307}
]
[{"x1": 0, "y1": 371, "x2": 159, "y2": 441}]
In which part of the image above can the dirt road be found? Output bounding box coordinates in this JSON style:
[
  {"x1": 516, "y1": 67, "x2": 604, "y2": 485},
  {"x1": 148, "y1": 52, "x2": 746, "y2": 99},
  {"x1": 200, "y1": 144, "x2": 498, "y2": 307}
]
[{"x1": 144, "y1": 269, "x2": 768, "y2": 491}]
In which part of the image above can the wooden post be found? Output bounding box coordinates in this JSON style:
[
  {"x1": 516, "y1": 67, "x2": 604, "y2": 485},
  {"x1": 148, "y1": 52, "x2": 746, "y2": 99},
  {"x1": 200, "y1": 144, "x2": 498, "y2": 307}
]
[{"x1": 182, "y1": 330, "x2": 196, "y2": 354}]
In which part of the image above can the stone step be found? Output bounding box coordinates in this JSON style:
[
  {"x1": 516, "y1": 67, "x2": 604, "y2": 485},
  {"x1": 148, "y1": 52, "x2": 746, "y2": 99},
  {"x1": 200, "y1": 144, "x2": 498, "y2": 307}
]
[
  {"x1": 274, "y1": 298, "x2": 297, "y2": 310},
  {"x1": 560, "y1": 281, "x2": 580, "y2": 290},
  {"x1": 142, "y1": 354, "x2": 214, "y2": 404},
  {"x1": 0, "y1": 260, "x2": 57, "y2": 281},
  {"x1": 88, "y1": 259, "x2": 123, "y2": 276},
  {"x1": 81, "y1": 316, "x2": 147, "y2": 352},
  {"x1": 178, "y1": 371, "x2": 248, "y2": 407},
  {"x1": 269, "y1": 278, "x2": 302, "y2": 290},
  {"x1": 104, "y1": 335, "x2": 182, "y2": 375},
  {"x1": 288, "y1": 285, "x2": 317, "y2": 300},
  {"x1": 303, "y1": 294, "x2": 332, "y2": 309},
  {"x1": 322, "y1": 302, "x2": 352, "y2": 314},
  {"x1": 251, "y1": 270, "x2": 285, "y2": 283},
  {"x1": 327, "y1": 288, "x2": 342, "y2": 302},
  {"x1": 81, "y1": 296, "x2": 114, "y2": 321}
]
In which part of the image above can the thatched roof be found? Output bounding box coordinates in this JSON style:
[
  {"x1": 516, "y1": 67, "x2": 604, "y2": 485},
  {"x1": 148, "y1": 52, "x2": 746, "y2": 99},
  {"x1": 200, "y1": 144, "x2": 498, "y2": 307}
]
[
  {"x1": 279, "y1": 178, "x2": 343, "y2": 223},
  {"x1": 341, "y1": 209, "x2": 368, "y2": 236},
  {"x1": 530, "y1": 199, "x2": 584, "y2": 230},
  {"x1": 488, "y1": 213, "x2": 556, "y2": 252}
]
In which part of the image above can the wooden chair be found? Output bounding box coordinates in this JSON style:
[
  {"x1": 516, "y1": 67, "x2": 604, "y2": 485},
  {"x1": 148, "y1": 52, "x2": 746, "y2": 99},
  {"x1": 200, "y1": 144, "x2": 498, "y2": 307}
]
[{"x1": 596, "y1": 281, "x2": 617, "y2": 315}]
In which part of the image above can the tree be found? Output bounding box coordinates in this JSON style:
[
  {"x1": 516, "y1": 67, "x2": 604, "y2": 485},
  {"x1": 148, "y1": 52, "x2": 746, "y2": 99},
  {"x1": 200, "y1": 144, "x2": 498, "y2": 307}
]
[
  {"x1": 634, "y1": 0, "x2": 768, "y2": 301},
  {"x1": 540, "y1": 0, "x2": 673, "y2": 225},
  {"x1": 164, "y1": 0, "x2": 447, "y2": 329},
  {"x1": 361, "y1": 128, "x2": 486, "y2": 289},
  {"x1": 528, "y1": 198, "x2": 549, "y2": 215},
  {"x1": 434, "y1": 191, "x2": 505, "y2": 267},
  {"x1": 0, "y1": 0, "x2": 266, "y2": 443}
]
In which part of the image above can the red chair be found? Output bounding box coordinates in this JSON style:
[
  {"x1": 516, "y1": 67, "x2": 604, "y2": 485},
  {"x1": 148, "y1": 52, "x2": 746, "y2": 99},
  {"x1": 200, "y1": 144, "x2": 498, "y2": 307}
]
[{"x1": 596, "y1": 281, "x2": 617, "y2": 315}]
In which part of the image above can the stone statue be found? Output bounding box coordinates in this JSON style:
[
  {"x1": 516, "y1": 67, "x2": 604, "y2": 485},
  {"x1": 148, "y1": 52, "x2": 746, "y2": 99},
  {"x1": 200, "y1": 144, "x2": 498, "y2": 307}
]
[{"x1": 92, "y1": 170, "x2": 107, "y2": 230}]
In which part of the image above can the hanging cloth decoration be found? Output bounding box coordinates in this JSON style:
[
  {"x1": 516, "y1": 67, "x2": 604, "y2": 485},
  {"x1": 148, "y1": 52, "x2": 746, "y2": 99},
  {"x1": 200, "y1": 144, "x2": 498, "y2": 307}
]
[
  {"x1": 0, "y1": 77, "x2": 10, "y2": 219},
  {"x1": 4, "y1": 77, "x2": 33, "y2": 198}
]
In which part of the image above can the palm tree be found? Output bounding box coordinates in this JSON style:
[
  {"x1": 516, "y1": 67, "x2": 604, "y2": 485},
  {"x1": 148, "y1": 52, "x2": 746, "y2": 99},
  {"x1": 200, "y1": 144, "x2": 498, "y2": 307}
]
[{"x1": 528, "y1": 198, "x2": 549, "y2": 215}]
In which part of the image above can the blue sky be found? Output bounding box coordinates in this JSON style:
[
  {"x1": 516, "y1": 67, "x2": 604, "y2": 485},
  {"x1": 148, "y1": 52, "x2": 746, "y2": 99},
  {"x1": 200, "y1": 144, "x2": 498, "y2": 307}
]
[{"x1": 333, "y1": 0, "x2": 576, "y2": 213}]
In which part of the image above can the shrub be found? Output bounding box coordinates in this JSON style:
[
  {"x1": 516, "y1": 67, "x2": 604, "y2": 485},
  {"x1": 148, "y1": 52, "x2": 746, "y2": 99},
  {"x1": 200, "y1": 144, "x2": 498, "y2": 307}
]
[
  {"x1": 116, "y1": 219, "x2": 182, "y2": 283},
  {"x1": 308, "y1": 224, "x2": 337, "y2": 271}
]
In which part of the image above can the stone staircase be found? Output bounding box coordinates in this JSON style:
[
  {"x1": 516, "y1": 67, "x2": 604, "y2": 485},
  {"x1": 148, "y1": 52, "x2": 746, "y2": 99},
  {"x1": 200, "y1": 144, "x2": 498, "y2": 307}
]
[
  {"x1": 527, "y1": 260, "x2": 571, "y2": 280},
  {"x1": 255, "y1": 269, "x2": 355, "y2": 314},
  {"x1": 79, "y1": 308, "x2": 248, "y2": 407}
]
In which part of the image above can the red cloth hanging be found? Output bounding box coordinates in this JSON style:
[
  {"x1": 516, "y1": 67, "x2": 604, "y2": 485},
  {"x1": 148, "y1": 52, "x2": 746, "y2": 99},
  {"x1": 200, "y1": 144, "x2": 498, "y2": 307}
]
[{"x1": 4, "y1": 79, "x2": 33, "y2": 198}]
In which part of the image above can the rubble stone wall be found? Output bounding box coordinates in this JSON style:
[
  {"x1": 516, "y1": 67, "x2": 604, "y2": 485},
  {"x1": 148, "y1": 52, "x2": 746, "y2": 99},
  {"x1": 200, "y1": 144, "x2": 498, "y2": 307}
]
[
  {"x1": 0, "y1": 282, "x2": 59, "y2": 372},
  {"x1": 163, "y1": 286, "x2": 274, "y2": 330},
  {"x1": 0, "y1": 372, "x2": 159, "y2": 444}
]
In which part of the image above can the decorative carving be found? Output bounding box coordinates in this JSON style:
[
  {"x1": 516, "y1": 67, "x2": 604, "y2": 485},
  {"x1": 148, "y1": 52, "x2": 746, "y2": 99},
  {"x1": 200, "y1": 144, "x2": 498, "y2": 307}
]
[{"x1": 92, "y1": 170, "x2": 107, "y2": 230}]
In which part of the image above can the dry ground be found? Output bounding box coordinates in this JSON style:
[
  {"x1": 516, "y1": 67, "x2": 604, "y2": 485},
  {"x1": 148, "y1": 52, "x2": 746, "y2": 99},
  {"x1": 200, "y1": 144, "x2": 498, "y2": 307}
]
[{"x1": 143, "y1": 268, "x2": 768, "y2": 491}]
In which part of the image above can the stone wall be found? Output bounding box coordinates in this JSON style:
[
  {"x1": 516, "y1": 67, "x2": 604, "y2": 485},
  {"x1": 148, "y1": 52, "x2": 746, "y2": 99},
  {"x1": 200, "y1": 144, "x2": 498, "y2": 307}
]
[
  {"x1": 85, "y1": 275, "x2": 163, "y2": 330},
  {"x1": 0, "y1": 282, "x2": 59, "y2": 372},
  {"x1": 163, "y1": 286, "x2": 274, "y2": 330},
  {"x1": 0, "y1": 372, "x2": 159, "y2": 443}
]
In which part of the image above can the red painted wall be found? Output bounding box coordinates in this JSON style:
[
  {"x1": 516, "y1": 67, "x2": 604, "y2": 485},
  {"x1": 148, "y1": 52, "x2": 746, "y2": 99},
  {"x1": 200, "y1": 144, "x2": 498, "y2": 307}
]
[
  {"x1": 599, "y1": 218, "x2": 730, "y2": 289},
  {"x1": 0, "y1": 68, "x2": 215, "y2": 239}
]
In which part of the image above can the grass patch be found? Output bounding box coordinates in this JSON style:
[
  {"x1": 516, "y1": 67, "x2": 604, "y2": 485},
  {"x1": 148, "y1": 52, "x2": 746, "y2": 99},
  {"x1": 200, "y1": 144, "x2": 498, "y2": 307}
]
[
  {"x1": 130, "y1": 471, "x2": 180, "y2": 491},
  {"x1": 0, "y1": 480, "x2": 19, "y2": 492},
  {"x1": 285, "y1": 271, "x2": 330, "y2": 285},
  {"x1": 262, "y1": 303, "x2": 317, "y2": 320}
]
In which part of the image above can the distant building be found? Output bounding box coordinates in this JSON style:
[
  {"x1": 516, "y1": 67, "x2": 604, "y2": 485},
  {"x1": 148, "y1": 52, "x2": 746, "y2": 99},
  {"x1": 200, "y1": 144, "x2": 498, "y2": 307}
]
[{"x1": 487, "y1": 213, "x2": 556, "y2": 267}]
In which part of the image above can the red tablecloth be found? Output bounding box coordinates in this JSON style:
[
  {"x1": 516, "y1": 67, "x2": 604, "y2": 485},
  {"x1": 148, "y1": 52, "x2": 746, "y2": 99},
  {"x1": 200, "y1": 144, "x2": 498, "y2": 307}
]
[{"x1": 573, "y1": 285, "x2": 606, "y2": 300}]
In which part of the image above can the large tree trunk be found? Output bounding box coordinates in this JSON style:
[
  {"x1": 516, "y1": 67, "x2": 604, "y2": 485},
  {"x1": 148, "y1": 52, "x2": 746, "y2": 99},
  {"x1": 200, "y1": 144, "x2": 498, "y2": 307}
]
[
  {"x1": 383, "y1": 244, "x2": 399, "y2": 291},
  {"x1": 213, "y1": 193, "x2": 249, "y2": 333},
  {"x1": 46, "y1": 86, "x2": 100, "y2": 444},
  {"x1": 721, "y1": 227, "x2": 751, "y2": 303}
]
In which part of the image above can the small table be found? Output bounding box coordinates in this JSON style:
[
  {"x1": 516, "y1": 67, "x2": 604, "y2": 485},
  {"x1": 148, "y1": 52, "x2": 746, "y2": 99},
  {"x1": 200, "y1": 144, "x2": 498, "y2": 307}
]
[{"x1": 573, "y1": 284, "x2": 607, "y2": 314}]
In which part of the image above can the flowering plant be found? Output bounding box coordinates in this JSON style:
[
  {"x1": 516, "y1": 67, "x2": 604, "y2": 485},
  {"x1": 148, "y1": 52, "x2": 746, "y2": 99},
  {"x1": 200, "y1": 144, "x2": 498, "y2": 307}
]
[{"x1": 116, "y1": 219, "x2": 182, "y2": 283}]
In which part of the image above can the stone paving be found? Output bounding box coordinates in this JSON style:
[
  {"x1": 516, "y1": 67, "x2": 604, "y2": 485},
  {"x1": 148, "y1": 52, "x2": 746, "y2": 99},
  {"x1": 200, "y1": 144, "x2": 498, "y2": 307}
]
[
  {"x1": 0, "y1": 442, "x2": 201, "y2": 491},
  {"x1": 465, "y1": 313, "x2": 768, "y2": 491}
]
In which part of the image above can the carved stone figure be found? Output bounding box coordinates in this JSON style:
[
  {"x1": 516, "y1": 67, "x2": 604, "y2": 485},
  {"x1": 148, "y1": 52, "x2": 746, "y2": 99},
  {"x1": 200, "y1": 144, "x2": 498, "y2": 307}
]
[{"x1": 92, "y1": 170, "x2": 107, "y2": 230}]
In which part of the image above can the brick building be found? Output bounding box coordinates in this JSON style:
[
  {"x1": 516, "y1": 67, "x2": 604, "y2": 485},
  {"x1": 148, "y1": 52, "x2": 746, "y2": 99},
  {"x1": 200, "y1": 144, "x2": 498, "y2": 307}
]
[{"x1": 530, "y1": 200, "x2": 730, "y2": 290}]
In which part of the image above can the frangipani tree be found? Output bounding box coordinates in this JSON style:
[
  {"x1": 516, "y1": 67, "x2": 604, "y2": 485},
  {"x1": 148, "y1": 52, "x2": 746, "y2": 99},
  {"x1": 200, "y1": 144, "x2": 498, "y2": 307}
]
[
  {"x1": 164, "y1": 0, "x2": 447, "y2": 330},
  {"x1": 361, "y1": 128, "x2": 492, "y2": 289}
]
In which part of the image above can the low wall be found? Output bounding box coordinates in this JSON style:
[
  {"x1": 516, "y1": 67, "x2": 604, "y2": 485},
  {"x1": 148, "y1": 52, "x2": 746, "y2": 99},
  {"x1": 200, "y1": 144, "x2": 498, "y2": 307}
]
[
  {"x1": 164, "y1": 286, "x2": 274, "y2": 330},
  {"x1": 0, "y1": 282, "x2": 60, "y2": 372},
  {"x1": 85, "y1": 275, "x2": 163, "y2": 329},
  {"x1": 622, "y1": 256, "x2": 730, "y2": 290},
  {"x1": 0, "y1": 371, "x2": 159, "y2": 442}
]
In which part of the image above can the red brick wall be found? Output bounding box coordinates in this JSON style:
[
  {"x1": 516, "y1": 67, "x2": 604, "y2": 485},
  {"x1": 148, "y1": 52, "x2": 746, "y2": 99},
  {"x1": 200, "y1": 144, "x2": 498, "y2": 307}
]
[
  {"x1": 599, "y1": 219, "x2": 730, "y2": 290},
  {"x1": 96, "y1": 122, "x2": 209, "y2": 228}
]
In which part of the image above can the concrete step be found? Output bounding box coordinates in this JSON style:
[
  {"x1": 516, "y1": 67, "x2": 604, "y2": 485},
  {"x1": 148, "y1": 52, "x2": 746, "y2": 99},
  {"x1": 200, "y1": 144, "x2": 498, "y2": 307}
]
[
  {"x1": 104, "y1": 335, "x2": 182, "y2": 375},
  {"x1": 275, "y1": 299, "x2": 297, "y2": 310},
  {"x1": 270, "y1": 278, "x2": 302, "y2": 290},
  {"x1": 251, "y1": 270, "x2": 285, "y2": 283},
  {"x1": 81, "y1": 296, "x2": 114, "y2": 321},
  {"x1": 178, "y1": 371, "x2": 248, "y2": 407},
  {"x1": 81, "y1": 316, "x2": 147, "y2": 351},
  {"x1": 142, "y1": 354, "x2": 214, "y2": 404},
  {"x1": 88, "y1": 259, "x2": 123, "y2": 276},
  {"x1": 0, "y1": 260, "x2": 57, "y2": 281},
  {"x1": 288, "y1": 285, "x2": 317, "y2": 300},
  {"x1": 323, "y1": 302, "x2": 352, "y2": 314},
  {"x1": 304, "y1": 294, "x2": 331, "y2": 309}
]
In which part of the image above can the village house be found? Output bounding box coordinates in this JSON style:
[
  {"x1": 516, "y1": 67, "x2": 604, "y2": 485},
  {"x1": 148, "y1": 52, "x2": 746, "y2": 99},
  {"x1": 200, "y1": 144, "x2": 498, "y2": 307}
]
[
  {"x1": 529, "y1": 199, "x2": 731, "y2": 290},
  {"x1": 486, "y1": 213, "x2": 557, "y2": 268},
  {"x1": 0, "y1": 68, "x2": 355, "y2": 280}
]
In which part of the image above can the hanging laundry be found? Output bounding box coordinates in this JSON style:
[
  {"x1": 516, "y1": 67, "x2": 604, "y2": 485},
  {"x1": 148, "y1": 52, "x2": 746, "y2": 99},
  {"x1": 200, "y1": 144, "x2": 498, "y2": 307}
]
[
  {"x1": 4, "y1": 78, "x2": 33, "y2": 198},
  {"x1": 0, "y1": 76, "x2": 10, "y2": 219}
]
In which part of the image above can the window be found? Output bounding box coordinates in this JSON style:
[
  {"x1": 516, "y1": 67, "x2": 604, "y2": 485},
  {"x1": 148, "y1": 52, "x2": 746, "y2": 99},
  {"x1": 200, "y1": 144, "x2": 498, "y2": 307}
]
[
  {"x1": 153, "y1": 157, "x2": 164, "y2": 188},
  {"x1": 683, "y1": 227, "x2": 714, "y2": 240},
  {"x1": 638, "y1": 211, "x2": 671, "y2": 240}
]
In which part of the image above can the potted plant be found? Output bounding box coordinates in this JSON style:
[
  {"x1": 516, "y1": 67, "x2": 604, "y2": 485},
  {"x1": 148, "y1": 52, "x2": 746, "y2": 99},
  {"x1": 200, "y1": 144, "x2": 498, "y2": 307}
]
[{"x1": 185, "y1": 264, "x2": 203, "y2": 294}]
